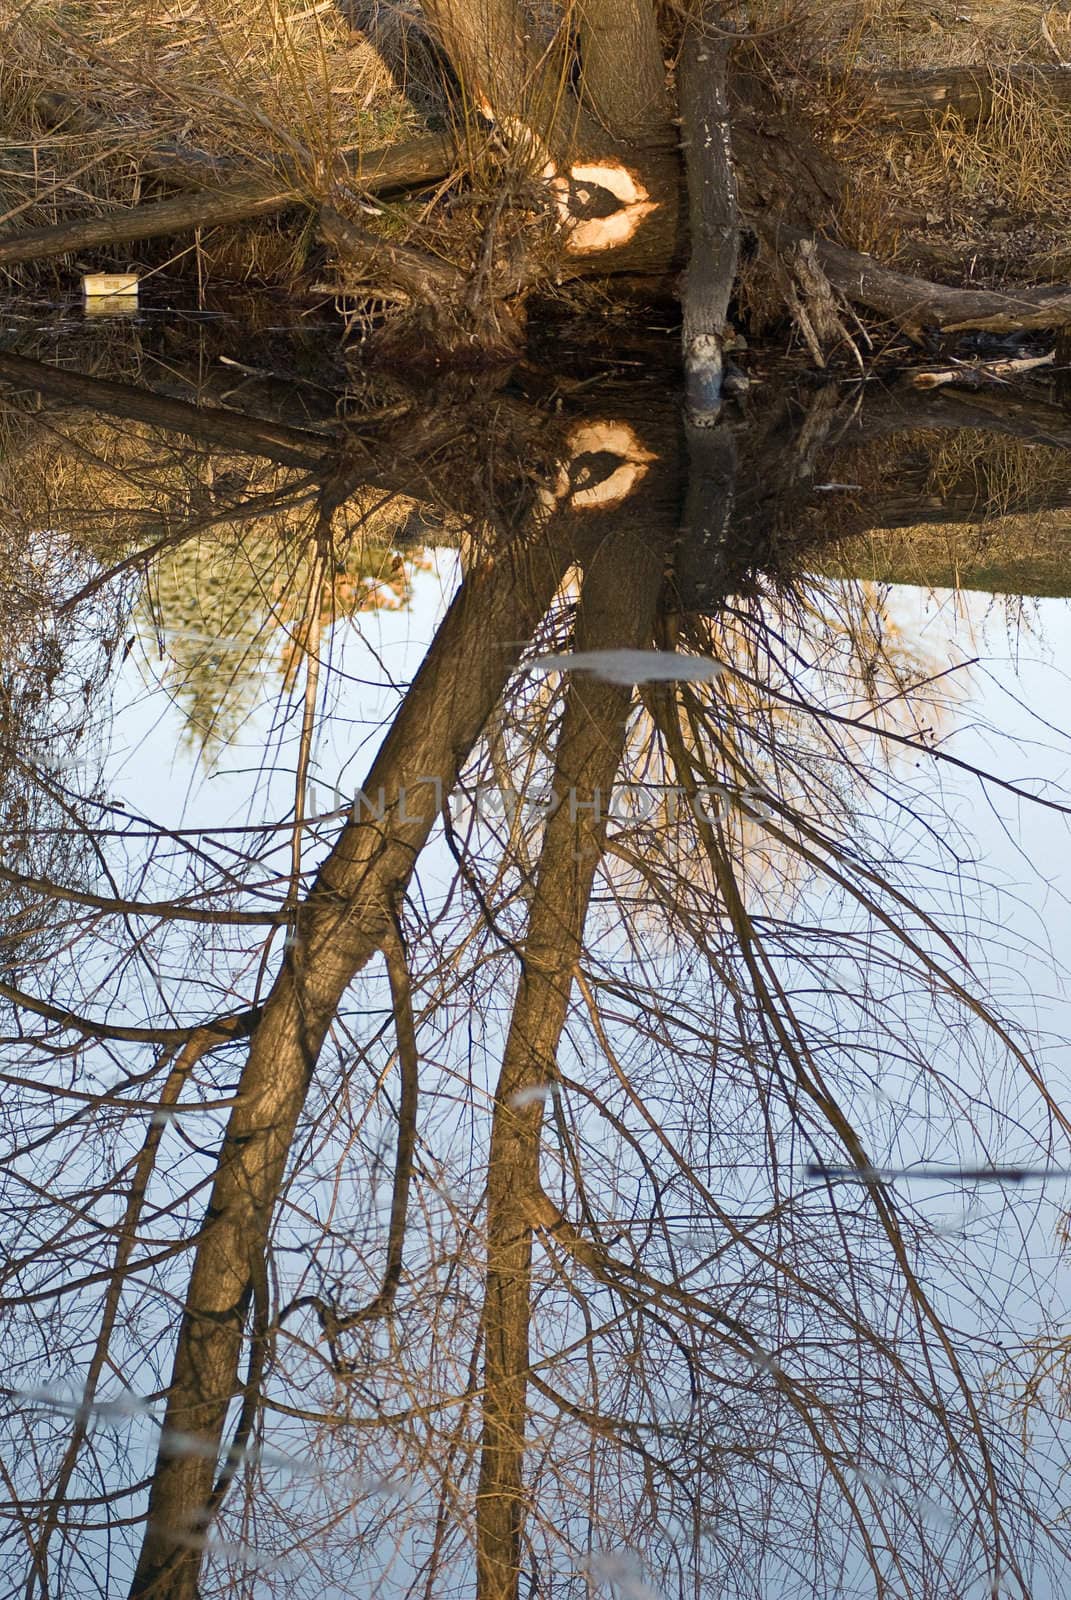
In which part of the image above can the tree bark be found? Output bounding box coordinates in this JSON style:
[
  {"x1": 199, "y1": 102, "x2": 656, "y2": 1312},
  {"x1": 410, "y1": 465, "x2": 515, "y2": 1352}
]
[
  {"x1": 420, "y1": 0, "x2": 681, "y2": 279},
  {"x1": 783, "y1": 231, "x2": 1071, "y2": 339},
  {"x1": 859, "y1": 65, "x2": 1071, "y2": 131},
  {"x1": 679, "y1": 13, "x2": 739, "y2": 423},
  {"x1": 127, "y1": 524, "x2": 571, "y2": 1600},
  {"x1": 573, "y1": 0, "x2": 671, "y2": 144},
  {"x1": 475, "y1": 510, "x2": 670, "y2": 1600},
  {"x1": 420, "y1": 0, "x2": 591, "y2": 163}
]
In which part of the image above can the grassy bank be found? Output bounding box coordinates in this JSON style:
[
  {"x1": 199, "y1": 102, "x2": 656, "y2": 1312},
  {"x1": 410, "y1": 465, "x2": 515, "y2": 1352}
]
[
  {"x1": 0, "y1": 0, "x2": 420, "y2": 287},
  {"x1": 3, "y1": 2, "x2": 1071, "y2": 295}
]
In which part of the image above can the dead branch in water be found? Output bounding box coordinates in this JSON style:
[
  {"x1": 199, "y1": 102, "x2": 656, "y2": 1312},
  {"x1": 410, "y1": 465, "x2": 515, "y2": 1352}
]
[
  {"x1": 908, "y1": 352, "x2": 1056, "y2": 390},
  {"x1": 319, "y1": 204, "x2": 468, "y2": 303}
]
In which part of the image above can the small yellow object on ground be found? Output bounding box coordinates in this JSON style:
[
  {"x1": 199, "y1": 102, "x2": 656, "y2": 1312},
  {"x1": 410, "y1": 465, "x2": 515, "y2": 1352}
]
[{"x1": 82, "y1": 273, "x2": 139, "y2": 298}]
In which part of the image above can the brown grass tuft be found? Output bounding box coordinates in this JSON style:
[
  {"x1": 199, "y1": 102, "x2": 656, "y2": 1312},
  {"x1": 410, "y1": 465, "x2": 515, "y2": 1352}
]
[{"x1": 0, "y1": 0, "x2": 419, "y2": 288}]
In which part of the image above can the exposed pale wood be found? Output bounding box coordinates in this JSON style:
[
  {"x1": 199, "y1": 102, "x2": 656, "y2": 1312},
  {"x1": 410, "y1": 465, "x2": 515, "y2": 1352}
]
[{"x1": 909, "y1": 352, "x2": 1055, "y2": 388}]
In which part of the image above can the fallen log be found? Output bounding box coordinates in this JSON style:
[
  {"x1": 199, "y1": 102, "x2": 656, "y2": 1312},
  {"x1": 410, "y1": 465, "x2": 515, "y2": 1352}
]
[
  {"x1": 857, "y1": 65, "x2": 1071, "y2": 132},
  {"x1": 679, "y1": 11, "x2": 739, "y2": 423},
  {"x1": 795, "y1": 232, "x2": 1071, "y2": 339},
  {"x1": 0, "y1": 133, "x2": 454, "y2": 269}
]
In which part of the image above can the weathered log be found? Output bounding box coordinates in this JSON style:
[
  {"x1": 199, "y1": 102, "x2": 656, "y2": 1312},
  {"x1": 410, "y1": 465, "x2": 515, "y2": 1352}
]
[
  {"x1": 796, "y1": 232, "x2": 1071, "y2": 338},
  {"x1": 679, "y1": 14, "x2": 739, "y2": 423},
  {"x1": 858, "y1": 66, "x2": 1071, "y2": 132},
  {"x1": 0, "y1": 133, "x2": 454, "y2": 268}
]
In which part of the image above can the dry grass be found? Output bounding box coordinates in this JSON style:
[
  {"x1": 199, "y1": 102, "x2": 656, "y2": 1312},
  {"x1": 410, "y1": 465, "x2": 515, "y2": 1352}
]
[
  {"x1": 4, "y1": 0, "x2": 1071, "y2": 290},
  {"x1": 831, "y1": 69, "x2": 1071, "y2": 267},
  {"x1": 807, "y1": 427, "x2": 1071, "y2": 599},
  {"x1": 747, "y1": 0, "x2": 1065, "y2": 71},
  {"x1": 0, "y1": 0, "x2": 419, "y2": 285},
  {"x1": 740, "y1": 0, "x2": 1071, "y2": 277}
]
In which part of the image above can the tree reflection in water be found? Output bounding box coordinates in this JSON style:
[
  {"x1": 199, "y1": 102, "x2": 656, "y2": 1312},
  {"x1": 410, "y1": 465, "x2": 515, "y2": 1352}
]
[{"x1": 0, "y1": 330, "x2": 1069, "y2": 1600}]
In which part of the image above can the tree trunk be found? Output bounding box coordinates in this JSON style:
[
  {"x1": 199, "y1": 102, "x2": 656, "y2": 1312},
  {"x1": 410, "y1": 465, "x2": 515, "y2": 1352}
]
[
  {"x1": 574, "y1": 0, "x2": 670, "y2": 144},
  {"x1": 127, "y1": 524, "x2": 571, "y2": 1600},
  {"x1": 421, "y1": 0, "x2": 680, "y2": 280},
  {"x1": 679, "y1": 11, "x2": 739, "y2": 423},
  {"x1": 475, "y1": 507, "x2": 670, "y2": 1600}
]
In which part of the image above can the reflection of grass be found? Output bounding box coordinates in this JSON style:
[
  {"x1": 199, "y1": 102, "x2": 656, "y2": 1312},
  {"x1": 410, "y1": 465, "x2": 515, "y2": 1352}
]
[
  {"x1": 817, "y1": 520, "x2": 1071, "y2": 598},
  {"x1": 0, "y1": 398, "x2": 430, "y2": 761},
  {"x1": 809, "y1": 428, "x2": 1071, "y2": 598},
  {"x1": 146, "y1": 513, "x2": 428, "y2": 761}
]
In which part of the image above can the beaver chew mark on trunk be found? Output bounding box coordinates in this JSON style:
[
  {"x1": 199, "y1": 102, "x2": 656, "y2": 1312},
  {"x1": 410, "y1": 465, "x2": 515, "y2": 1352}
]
[{"x1": 551, "y1": 162, "x2": 658, "y2": 255}]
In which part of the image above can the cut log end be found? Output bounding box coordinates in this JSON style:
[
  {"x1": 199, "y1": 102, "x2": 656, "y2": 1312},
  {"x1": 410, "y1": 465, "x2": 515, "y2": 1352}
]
[{"x1": 547, "y1": 162, "x2": 660, "y2": 256}]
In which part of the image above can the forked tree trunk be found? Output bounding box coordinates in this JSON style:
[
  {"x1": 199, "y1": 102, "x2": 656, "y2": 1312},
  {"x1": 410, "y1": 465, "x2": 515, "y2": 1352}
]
[
  {"x1": 421, "y1": 0, "x2": 681, "y2": 277},
  {"x1": 127, "y1": 529, "x2": 572, "y2": 1600}
]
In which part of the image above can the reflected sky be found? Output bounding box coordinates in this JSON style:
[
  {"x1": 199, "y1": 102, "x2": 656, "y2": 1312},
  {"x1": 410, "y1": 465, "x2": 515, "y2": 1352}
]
[{"x1": 4, "y1": 332, "x2": 1071, "y2": 1599}]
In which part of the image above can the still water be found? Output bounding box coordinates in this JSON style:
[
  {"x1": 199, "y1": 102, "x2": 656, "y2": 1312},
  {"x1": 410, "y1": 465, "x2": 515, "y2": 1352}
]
[{"x1": 2, "y1": 302, "x2": 1071, "y2": 1599}]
